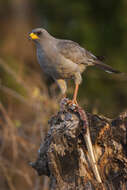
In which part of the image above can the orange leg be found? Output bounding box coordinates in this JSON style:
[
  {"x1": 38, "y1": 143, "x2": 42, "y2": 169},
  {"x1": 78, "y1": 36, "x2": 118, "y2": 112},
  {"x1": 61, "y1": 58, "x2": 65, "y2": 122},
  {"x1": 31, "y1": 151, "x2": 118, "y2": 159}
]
[{"x1": 72, "y1": 83, "x2": 79, "y2": 104}]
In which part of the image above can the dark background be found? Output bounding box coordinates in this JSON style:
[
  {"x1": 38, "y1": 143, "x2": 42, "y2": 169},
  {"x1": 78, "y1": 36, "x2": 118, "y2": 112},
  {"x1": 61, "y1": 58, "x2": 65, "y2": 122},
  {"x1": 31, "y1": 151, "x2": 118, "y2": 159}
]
[{"x1": 0, "y1": 0, "x2": 127, "y2": 190}]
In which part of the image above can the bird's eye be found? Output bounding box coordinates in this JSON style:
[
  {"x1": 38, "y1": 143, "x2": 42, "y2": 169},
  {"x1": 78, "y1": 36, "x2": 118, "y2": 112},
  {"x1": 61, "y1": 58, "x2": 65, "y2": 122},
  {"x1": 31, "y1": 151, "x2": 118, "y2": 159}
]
[{"x1": 36, "y1": 31, "x2": 42, "y2": 36}]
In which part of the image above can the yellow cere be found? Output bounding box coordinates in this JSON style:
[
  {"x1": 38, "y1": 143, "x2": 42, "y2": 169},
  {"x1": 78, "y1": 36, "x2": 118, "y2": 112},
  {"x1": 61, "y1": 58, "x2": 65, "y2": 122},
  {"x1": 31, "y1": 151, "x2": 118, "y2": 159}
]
[{"x1": 29, "y1": 32, "x2": 39, "y2": 39}]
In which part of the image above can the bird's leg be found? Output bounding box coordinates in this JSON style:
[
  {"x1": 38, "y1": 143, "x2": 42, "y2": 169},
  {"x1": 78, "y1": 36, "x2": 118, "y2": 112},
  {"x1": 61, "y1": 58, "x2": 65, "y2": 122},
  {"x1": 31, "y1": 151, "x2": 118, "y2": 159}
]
[
  {"x1": 72, "y1": 72, "x2": 82, "y2": 105},
  {"x1": 72, "y1": 83, "x2": 79, "y2": 105},
  {"x1": 66, "y1": 83, "x2": 79, "y2": 106},
  {"x1": 68, "y1": 71, "x2": 81, "y2": 106}
]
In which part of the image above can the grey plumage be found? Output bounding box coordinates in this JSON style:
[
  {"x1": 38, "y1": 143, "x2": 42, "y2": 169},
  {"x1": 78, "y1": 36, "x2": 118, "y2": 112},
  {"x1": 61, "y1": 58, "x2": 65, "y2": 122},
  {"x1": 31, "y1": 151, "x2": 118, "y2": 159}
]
[{"x1": 29, "y1": 28, "x2": 121, "y2": 95}]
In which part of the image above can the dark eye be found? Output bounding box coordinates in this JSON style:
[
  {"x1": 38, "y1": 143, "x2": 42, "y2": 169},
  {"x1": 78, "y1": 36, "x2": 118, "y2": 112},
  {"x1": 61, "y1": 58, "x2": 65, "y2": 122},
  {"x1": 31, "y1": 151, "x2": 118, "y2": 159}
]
[{"x1": 36, "y1": 31, "x2": 42, "y2": 36}]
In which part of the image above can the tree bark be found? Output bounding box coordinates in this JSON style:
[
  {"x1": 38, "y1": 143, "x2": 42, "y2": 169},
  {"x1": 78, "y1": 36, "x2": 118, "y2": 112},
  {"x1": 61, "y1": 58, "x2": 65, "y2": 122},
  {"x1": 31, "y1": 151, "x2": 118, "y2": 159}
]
[{"x1": 30, "y1": 99, "x2": 127, "y2": 190}]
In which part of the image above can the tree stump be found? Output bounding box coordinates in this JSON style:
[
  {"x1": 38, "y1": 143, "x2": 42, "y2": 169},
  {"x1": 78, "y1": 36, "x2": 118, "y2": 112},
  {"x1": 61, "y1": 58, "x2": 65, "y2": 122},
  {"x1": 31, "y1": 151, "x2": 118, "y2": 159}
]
[{"x1": 30, "y1": 100, "x2": 127, "y2": 190}]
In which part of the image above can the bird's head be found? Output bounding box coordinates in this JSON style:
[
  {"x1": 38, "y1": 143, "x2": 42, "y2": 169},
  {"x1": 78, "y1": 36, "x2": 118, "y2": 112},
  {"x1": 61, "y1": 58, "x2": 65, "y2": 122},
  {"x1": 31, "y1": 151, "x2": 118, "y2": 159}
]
[{"x1": 29, "y1": 28, "x2": 50, "y2": 42}]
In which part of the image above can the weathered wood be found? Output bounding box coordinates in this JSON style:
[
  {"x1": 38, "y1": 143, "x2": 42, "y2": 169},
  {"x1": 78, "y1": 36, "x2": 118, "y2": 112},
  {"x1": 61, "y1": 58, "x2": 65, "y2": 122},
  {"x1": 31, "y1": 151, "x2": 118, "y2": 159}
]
[{"x1": 30, "y1": 100, "x2": 127, "y2": 190}]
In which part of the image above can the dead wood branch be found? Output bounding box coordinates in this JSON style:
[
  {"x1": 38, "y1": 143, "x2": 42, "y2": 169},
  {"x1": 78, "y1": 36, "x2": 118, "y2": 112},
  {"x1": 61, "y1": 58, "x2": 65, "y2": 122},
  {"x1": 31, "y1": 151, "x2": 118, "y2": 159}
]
[{"x1": 30, "y1": 101, "x2": 127, "y2": 190}]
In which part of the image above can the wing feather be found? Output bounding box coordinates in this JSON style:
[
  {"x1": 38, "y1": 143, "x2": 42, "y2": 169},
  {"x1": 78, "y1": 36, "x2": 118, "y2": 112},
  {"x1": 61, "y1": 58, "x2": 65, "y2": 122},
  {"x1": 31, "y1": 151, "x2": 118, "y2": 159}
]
[
  {"x1": 57, "y1": 39, "x2": 121, "y2": 74},
  {"x1": 57, "y1": 39, "x2": 95, "y2": 65}
]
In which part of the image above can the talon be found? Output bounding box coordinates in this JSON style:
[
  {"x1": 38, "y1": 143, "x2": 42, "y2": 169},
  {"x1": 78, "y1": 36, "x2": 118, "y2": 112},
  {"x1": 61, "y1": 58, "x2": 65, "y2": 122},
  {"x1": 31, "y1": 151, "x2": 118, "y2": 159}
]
[
  {"x1": 72, "y1": 99, "x2": 78, "y2": 105},
  {"x1": 73, "y1": 99, "x2": 78, "y2": 105},
  {"x1": 67, "y1": 99, "x2": 78, "y2": 106}
]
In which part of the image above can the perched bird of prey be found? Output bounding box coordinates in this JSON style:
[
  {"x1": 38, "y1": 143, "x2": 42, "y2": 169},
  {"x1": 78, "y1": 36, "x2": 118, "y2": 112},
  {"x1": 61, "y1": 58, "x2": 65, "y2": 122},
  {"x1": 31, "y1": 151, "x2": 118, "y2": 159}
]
[{"x1": 29, "y1": 28, "x2": 121, "y2": 104}]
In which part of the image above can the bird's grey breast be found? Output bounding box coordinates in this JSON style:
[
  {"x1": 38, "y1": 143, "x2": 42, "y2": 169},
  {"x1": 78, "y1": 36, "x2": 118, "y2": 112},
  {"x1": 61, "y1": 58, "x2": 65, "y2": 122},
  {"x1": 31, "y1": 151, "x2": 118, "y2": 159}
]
[
  {"x1": 37, "y1": 47, "x2": 48, "y2": 68},
  {"x1": 37, "y1": 44, "x2": 59, "y2": 76},
  {"x1": 36, "y1": 41, "x2": 80, "y2": 79}
]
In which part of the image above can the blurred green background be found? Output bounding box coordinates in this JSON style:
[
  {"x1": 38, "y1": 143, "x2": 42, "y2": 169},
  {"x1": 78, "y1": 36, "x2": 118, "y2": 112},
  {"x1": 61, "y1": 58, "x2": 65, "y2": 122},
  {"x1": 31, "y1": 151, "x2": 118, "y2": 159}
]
[{"x1": 0, "y1": 0, "x2": 127, "y2": 190}]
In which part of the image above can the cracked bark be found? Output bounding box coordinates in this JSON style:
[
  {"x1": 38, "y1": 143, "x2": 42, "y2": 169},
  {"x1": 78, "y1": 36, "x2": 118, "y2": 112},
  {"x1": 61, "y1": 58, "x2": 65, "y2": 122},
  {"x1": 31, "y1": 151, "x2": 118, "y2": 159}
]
[{"x1": 30, "y1": 102, "x2": 127, "y2": 190}]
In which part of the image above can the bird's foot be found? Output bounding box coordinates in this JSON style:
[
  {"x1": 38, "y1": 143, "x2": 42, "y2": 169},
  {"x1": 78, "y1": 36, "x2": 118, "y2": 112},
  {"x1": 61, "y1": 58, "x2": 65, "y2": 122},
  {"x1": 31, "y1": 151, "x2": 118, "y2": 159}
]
[
  {"x1": 60, "y1": 98, "x2": 79, "y2": 111},
  {"x1": 67, "y1": 99, "x2": 78, "y2": 106},
  {"x1": 66, "y1": 99, "x2": 79, "y2": 111}
]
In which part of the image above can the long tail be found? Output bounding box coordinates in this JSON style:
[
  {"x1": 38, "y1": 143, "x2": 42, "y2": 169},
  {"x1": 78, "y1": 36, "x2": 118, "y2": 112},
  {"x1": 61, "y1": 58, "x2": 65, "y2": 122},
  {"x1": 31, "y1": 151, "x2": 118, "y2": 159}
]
[{"x1": 94, "y1": 60, "x2": 121, "y2": 74}]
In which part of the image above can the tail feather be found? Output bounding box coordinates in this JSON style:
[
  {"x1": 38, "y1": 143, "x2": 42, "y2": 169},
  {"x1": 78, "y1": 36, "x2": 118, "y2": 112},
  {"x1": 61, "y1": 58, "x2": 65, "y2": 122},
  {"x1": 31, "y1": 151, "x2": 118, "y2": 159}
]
[{"x1": 94, "y1": 61, "x2": 121, "y2": 74}]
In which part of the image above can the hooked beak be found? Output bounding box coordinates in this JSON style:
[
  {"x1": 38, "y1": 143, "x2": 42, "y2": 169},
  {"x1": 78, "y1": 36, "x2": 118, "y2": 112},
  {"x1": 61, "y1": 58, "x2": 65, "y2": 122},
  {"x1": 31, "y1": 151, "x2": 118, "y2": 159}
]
[{"x1": 29, "y1": 32, "x2": 39, "y2": 40}]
